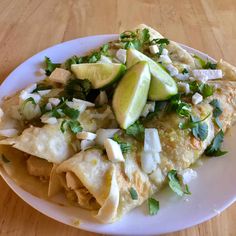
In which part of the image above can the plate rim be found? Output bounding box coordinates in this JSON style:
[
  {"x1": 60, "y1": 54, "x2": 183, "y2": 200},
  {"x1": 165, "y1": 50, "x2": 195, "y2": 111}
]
[{"x1": 1, "y1": 34, "x2": 235, "y2": 235}]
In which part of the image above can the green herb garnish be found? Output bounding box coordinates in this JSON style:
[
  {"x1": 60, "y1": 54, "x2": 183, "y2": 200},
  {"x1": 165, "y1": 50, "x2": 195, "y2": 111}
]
[
  {"x1": 126, "y1": 121, "x2": 144, "y2": 141},
  {"x1": 189, "y1": 81, "x2": 214, "y2": 98},
  {"x1": 182, "y1": 68, "x2": 189, "y2": 74},
  {"x1": 22, "y1": 97, "x2": 36, "y2": 107},
  {"x1": 205, "y1": 130, "x2": 227, "y2": 157},
  {"x1": 44, "y1": 57, "x2": 61, "y2": 76},
  {"x1": 210, "y1": 99, "x2": 223, "y2": 118},
  {"x1": 129, "y1": 187, "x2": 138, "y2": 200},
  {"x1": 168, "y1": 94, "x2": 192, "y2": 117},
  {"x1": 167, "y1": 170, "x2": 191, "y2": 196},
  {"x1": 60, "y1": 120, "x2": 82, "y2": 134},
  {"x1": 148, "y1": 198, "x2": 160, "y2": 215},
  {"x1": 179, "y1": 114, "x2": 209, "y2": 141},
  {"x1": 204, "y1": 62, "x2": 217, "y2": 69},
  {"x1": 63, "y1": 107, "x2": 80, "y2": 120},
  {"x1": 64, "y1": 78, "x2": 92, "y2": 100},
  {"x1": 113, "y1": 134, "x2": 132, "y2": 153},
  {"x1": 209, "y1": 99, "x2": 223, "y2": 128}
]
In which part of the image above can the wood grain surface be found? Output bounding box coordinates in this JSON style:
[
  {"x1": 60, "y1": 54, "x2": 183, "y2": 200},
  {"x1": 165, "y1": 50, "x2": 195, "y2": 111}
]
[{"x1": 0, "y1": 0, "x2": 236, "y2": 235}]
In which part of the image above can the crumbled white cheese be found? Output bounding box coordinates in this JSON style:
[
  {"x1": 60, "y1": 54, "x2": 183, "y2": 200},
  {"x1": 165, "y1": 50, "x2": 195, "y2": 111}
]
[
  {"x1": 49, "y1": 98, "x2": 60, "y2": 107},
  {"x1": 0, "y1": 129, "x2": 18, "y2": 137},
  {"x1": 161, "y1": 48, "x2": 169, "y2": 55},
  {"x1": 179, "y1": 168, "x2": 197, "y2": 185},
  {"x1": 141, "y1": 151, "x2": 157, "y2": 174},
  {"x1": 80, "y1": 140, "x2": 95, "y2": 150},
  {"x1": 76, "y1": 131, "x2": 96, "y2": 140},
  {"x1": 104, "y1": 138, "x2": 125, "y2": 162},
  {"x1": 175, "y1": 73, "x2": 189, "y2": 80},
  {"x1": 165, "y1": 64, "x2": 179, "y2": 76},
  {"x1": 150, "y1": 168, "x2": 164, "y2": 185},
  {"x1": 192, "y1": 92, "x2": 203, "y2": 105},
  {"x1": 149, "y1": 45, "x2": 159, "y2": 54},
  {"x1": 116, "y1": 49, "x2": 127, "y2": 64},
  {"x1": 66, "y1": 98, "x2": 94, "y2": 113},
  {"x1": 95, "y1": 129, "x2": 120, "y2": 146},
  {"x1": 177, "y1": 82, "x2": 190, "y2": 94},
  {"x1": 144, "y1": 128, "x2": 162, "y2": 153},
  {"x1": 159, "y1": 54, "x2": 172, "y2": 64},
  {"x1": 196, "y1": 75, "x2": 209, "y2": 84},
  {"x1": 141, "y1": 101, "x2": 155, "y2": 117},
  {"x1": 24, "y1": 83, "x2": 37, "y2": 93},
  {"x1": 97, "y1": 55, "x2": 112, "y2": 64},
  {"x1": 95, "y1": 91, "x2": 108, "y2": 106},
  {"x1": 38, "y1": 89, "x2": 51, "y2": 96},
  {"x1": 19, "y1": 91, "x2": 41, "y2": 104},
  {"x1": 45, "y1": 103, "x2": 53, "y2": 111},
  {"x1": 41, "y1": 116, "x2": 58, "y2": 125},
  {"x1": 49, "y1": 68, "x2": 71, "y2": 84},
  {"x1": 192, "y1": 69, "x2": 223, "y2": 80}
]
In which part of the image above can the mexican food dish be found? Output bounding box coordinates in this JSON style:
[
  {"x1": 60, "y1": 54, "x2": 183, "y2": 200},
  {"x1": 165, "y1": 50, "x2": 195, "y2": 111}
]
[{"x1": 0, "y1": 24, "x2": 235, "y2": 223}]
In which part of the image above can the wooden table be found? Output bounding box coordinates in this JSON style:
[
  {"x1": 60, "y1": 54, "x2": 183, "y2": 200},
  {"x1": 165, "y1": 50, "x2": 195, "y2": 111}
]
[{"x1": 0, "y1": 0, "x2": 236, "y2": 235}]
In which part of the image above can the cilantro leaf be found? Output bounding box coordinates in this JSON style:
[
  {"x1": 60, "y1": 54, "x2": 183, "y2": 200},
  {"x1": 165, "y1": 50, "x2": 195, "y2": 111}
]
[
  {"x1": 22, "y1": 97, "x2": 36, "y2": 108},
  {"x1": 168, "y1": 94, "x2": 192, "y2": 117},
  {"x1": 129, "y1": 187, "x2": 138, "y2": 200},
  {"x1": 32, "y1": 84, "x2": 52, "y2": 93},
  {"x1": 184, "y1": 184, "x2": 191, "y2": 195},
  {"x1": 179, "y1": 114, "x2": 210, "y2": 141},
  {"x1": 60, "y1": 120, "x2": 82, "y2": 134},
  {"x1": 68, "y1": 120, "x2": 83, "y2": 134},
  {"x1": 167, "y1": 170, "x2": 185, "y2": 196},
  {"x1": 204, "y1": 62, "x2": 217, "y2": 69},
  {"x1": 65, "y1": 55, "x2": 81, "y2": 70},
  {"x1": 148, "y1": 198, "x2": 160, "y2": 215},
  {"x1": 189, "y1": 81, "x2": 214, "y2": 98},
  {"x1": 193, "y1": 55, "x2": 217, "y2": 69},
  {"x1": 64, "y1": 79, "x2": 92, "y2": 100},
  {"x1": 205, "y1": 130, "x2": 227, "y2": 157},
  {"x1": 126, "y1": 121, "x2": 144, "y2": 141},
  {"x1": 143, "y1": 101, "x2": 168, "y2": 122},
  {"x1": 44, "y1": 57, "x2": 60, "y2": 76},
  {"x1": 1, "y1": 154, "x2": 10, "y2": 163},
  {"x1": 200, "y1": 84, "x2": 214, "y2": 98},
  {"x1": 113, "y1": 134, "x2": 132, "y2": 153},
  {"x1": 210, "y1": 99, "x2": 222, "y2": 118},
  {"x1": 182, "y1": 68, "x2": 189, "y2": 74},
  {"x1": 192, "y1": 120, "x2": 208, "y2": 141},
  {"x1": 215, "y1": 117, "x2": 222, "y2": 129},
  {"x1": 140, "y1": 28, "x2": 150, "y2": 43},
  {"x1": 63, "y1": 107, "x2": 80, "y2": 120}
]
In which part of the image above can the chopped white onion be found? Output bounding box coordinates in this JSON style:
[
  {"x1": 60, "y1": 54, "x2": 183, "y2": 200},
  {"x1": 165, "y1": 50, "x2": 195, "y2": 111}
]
[
  {"x1": 116, "y1": 49, "x2": 127, "y2": 64},
  {"x1": 192, "y1": 69, "x2": 222, "y2": 80},
  {"x1": 144, "y1": 128, "x2": 162, "y2": 153},
  {"x1": 76, "y1": 131, "x2": 96, "y2": 140},
  {"x1": 104, "y1": 138, "x2": 124, "y2": 162},
  {"x1": 95, "y1": 129, "x2": 120, "y2": 146}
]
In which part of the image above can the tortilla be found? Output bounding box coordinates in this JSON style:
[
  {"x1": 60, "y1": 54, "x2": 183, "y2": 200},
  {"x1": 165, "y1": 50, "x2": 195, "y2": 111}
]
[
  {"x1": 0, "y1": 123, "x2": 75, "y2": 164},
  {"x1": 133, "y1": 24, "x2": 196, "y2": 67}
]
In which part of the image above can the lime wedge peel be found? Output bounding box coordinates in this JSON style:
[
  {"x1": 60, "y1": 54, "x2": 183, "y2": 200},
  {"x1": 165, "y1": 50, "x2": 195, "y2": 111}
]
[
  {"x1": 126, "y1": 49, "x2": 178, "y2": 101},
  {"x1": 71, "y1": 63, "x2": 126, "y2": 89},
  {"x1": 112, "y1": 61, "x2": 151, "y2": 129}
]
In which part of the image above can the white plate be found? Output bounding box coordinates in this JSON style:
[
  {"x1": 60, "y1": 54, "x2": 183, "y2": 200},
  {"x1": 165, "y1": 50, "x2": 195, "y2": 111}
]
[{"x1": 1, "y1": 35, "x2": 236, "y2": 235}]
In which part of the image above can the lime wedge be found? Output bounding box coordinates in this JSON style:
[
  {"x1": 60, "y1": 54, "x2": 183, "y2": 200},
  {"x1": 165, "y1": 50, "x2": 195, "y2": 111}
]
[
  {"x1": 112, "y1": 61, "x2": 151, "y2": 129},
  {"x1": 71, "y1": 63, "x2": 126, "y2": 89},
  {"x1": 126, "y1": 49, "x2": 177, "y2": 100}
]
